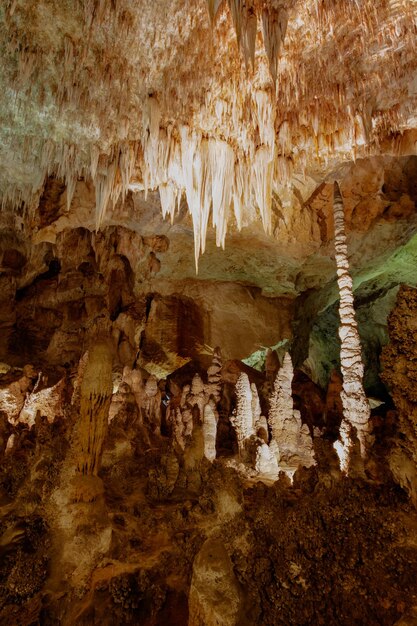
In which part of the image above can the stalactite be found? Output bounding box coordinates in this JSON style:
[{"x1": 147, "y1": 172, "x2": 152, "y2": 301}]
[
  {"x1": 206, "y1": 0, "x2": 223, "y2": 23},
  {"x1": 332, "y1": 181, "x2": 371, "y2": 471},
  {"x1": 261, "y1": 5, "x2": 288, "y2": 85}
]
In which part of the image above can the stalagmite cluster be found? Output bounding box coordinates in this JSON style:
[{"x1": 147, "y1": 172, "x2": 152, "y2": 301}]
[
  {"x1": 268, "y1": 352, "x2": 315, "y2": 475},
  {"x1": 227, "y1": 352, "x2": 315, "y2": 480}
]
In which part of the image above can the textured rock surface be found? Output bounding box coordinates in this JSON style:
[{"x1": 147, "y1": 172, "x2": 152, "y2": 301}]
[{"x1": 381, "y1": 285, "x2": 417, "y2": 505}]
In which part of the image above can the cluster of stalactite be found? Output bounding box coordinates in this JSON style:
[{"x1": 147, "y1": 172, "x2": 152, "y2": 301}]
[{"x1": 1, "y1": 0, "x2": 416, "y2": 272}]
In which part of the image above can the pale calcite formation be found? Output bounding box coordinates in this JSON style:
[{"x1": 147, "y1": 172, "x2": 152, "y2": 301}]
[
  {"x1": 203, "y1": 400, "x2": 218, "y2": 462},
  {"x1": 206, "y1": 347, "x2": 223, "y2": 402},
  {"x1": 332, "y1": 182, "x2": 371, "y2": 472},
  {"x1": 187, "y1": 374, "x2": 208, "y2": 420},
  {"x1": 170, "y1": 350, "x2": 223, "y2": 460},
  {"x1": 255, "y1": 442, "x2": 279, "y2": 478},
  {"x1": 18, "y1": 376, "x2": 66, "y2": 427},
  {"x1": 0, "y1": 365, "x2": 37, "y2": 423},
  {"x1": 269, "y1": 352, "x2": 294, "y2": 441},
  {"x1": 230, "y1": 372, "x2": 256, "y2": 455},
  {"x1": 268, "y1": 352, "x2": 315, "y2": 473}
]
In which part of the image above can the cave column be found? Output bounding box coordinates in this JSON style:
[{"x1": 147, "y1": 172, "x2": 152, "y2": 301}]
[{"x1": 333, "y1": 181, "x2": 370, "y2": 471}]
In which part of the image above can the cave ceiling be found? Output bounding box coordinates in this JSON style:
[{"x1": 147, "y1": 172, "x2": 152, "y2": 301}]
[{"x1": 0, "y1": 0, "x2": 417, "y2": 265}]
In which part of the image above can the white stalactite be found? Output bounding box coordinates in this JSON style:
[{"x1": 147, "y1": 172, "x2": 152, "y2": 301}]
[{"x1": 333, "y1": 181, "x2": 371, "y2": 471}]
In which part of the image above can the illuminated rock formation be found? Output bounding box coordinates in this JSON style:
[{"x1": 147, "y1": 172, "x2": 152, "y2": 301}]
[
  {"x1": 0, "y1": 365, "x2": 37, "y2": 424},
  {"x1": 332, "y1": 182, "x2": 371, "y2": 472},
  {"x1": 255, "y1": 441, "x2": 279, "y2": 479},
  {"x1": 230, "y1": 372, "x2": 256, "y2": 456},
  {"x1": 19, "y1": 376, "x2": 66, "y2": 427},
  {"x1": 269, "y1": 352, "x2": 294, "y2": 444},
  {"x1": 268, "y1": 352, "x2": 315, "y2": 473},
  {"x1": 187, "y1": 374, "x2": 208, "y2": 420},
  {"x1": 189, "y1": 538, "x2": 242, "y2": 626}
]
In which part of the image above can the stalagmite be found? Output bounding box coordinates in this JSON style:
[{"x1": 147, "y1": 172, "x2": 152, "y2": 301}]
[
  {"x1": 268, "y1": 352, "x2": 294, "y2": 444},
  {"x1": 187, "y1": 374, "x2": 208, "y2": 420},
  {"x1": 255, "y1": 442, "x2": 279, "y2": 478},
  {"x1": 206, "y1": 347, "x2": 223, "y2": 402},
  {"x1": 75, "y1": 343, "x2": 113, "y2": 476},
  {"x1": 203, "y1": 400, "x2": 218, "y2": 462},
  {"x1": 230, "y1": 372, "x2": 255, "y2": 456},
  {"x1": 332, "y1": 181, "x2": 371, "y2": 472},
  {"x1": 143, "y1": 375, "x2": 162, "y2": 435},
  {"x1": 268, "y1": 352, "x2": 315, "y2": 472}
]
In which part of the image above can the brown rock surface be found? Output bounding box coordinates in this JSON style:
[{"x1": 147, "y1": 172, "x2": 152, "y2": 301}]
[{"x1": 381, "y1": 285, "x2": 417, "y2": 505}]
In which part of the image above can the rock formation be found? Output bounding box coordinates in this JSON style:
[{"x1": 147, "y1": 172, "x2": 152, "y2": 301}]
[
  {"x1": 381, "y1": 285, "x2": 417, "y2": 506},
  {"x1": 268, "y1": 352, "x2": 315, "y2": 475},
  {"x1": 332, "y1": 182, "x2": 371, "y2": 472},
  {"x1": 74, "y1": 343, "x2": 113, "y2": 476},
  {"x1": 203, "y1": 400, "x2": 218, "y2": 462},
  {"x1": 1, "y1": 1, "x2": 417, "y2": 623},
  {"x1": 230, "y1": 372, "x2": 256, "y2": 457}
]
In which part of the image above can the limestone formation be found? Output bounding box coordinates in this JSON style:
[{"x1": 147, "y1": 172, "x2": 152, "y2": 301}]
[
  {"x1": 333, "y1": 182, "x2": 371, "y2": 472},
  {"x1": 189, "y1": 538, "x2": 242, "y2": 626},
  {"x1": 230, "y1": 372, "x2": 256, "y2": 456},
  {"x1": 203, "y1": 400, "x2": 218, "y2": 462},
  {"x1": 206, "y1": 347, "x2": 223, "y2": 402},
  {"x1": 18, "y1": 376, "x2": 66, "y2": 427},
  {"x1": 268, "y1": 352, "x2": 315, "y2": 473},
  {"x1": 75, "y1": 343, "x2": 113, "y2": 476},
  {"x1": 0, "y1": 1, "x2": 415, "y2": 266},
  {"x1": 255, "y1": 442, "x2": 279, "y2": 479},
  {"x1": 187, "y1": 374, "x2": 208, "y2": 421},
  {"x1": 143, "y1": 375, "x2": 162, "y2": 435},
  {"x1": 0, "y1": 365, "x2": 37, "y2": 424},
  {"x1": 269, "y1": 352, "x2": 294, "y2": 444}
]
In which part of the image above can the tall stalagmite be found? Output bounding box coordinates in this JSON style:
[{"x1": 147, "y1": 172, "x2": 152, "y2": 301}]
[
  {"x1": 76, "y1": 342, "x2": 113, "y2": 475},
  {"x1": 333, "y1": 181, "x2": 370, "y2": 471}
]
